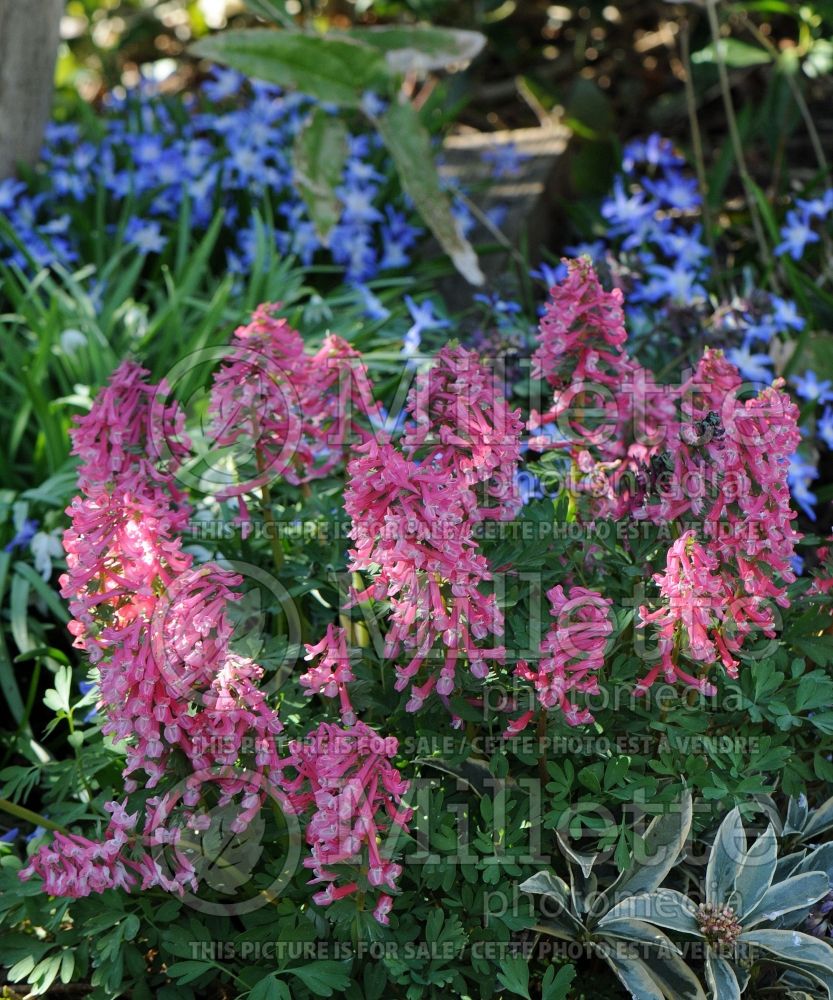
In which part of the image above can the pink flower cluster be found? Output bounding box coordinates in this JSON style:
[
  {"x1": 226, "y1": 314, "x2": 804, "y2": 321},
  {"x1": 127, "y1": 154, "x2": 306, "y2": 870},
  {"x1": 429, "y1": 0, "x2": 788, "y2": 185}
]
[
  {"x1": 402, "y1": 344, "x2": 524, "y2": 521},
  {"x1": 209, "y1": 303, "x2": 380, "y2": 510},
  {"x1": 637, "y1": 532, "x2": 741, "y2": 694},
  {"x1": 301, "y1": 624, "x2": 357, "y2": 725},
  {"x1": 283, "y1": 721, "x2": 411, "y2": 923},
  {"x1": 24, "y1": 360, "x2": 284, "y2": 897},
  {"x1": 528, "y1": 259, "x2": 674, "y2": 515},
  {"x1": 510, "y1": 585, "x2": 613, "y2": 730},
  {"x1": 20, "y1": 800, "x2": 139, "y2": 898},
  {"x1": 530, "y1": 259, "x2": 802, "y2": 700},
  {"x1": 23, "y1": 321, "x2": 411, "y2": 923},
  {"x1": 530, "y1": 257, "x2": 629, "y2": 458},
  {"x1": 344, "y1": 345, "x2": 523, "y2": 713}
]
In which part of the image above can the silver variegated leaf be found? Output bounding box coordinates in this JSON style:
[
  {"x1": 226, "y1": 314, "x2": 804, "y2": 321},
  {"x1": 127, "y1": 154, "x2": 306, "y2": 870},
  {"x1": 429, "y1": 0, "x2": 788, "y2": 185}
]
[
  {"x1": 735, "y1": 825, "x2": 778, "y2": 917},
  {"x1": 706, "y1": 808, "x2": 747, "y2": 907}
]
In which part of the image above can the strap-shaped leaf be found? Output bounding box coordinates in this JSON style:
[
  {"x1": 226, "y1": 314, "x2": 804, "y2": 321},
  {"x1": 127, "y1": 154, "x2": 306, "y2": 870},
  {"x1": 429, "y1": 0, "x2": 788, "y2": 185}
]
[
  {"x1": 641, "y1": 947, "x2": 707, "y2": 1000},
  {"x1": 705, "y1": 953, "x2": 741, "y2": 1000},
  {"x1": 520, "y1": 870, "x2": 584, "y2": 938},
  {"x1": 554, "y1": 829, "x2": 599, "y2": 917},
  {"x1": 600, "y1": 889, "x2": 700, "y2": 936},
  {"x1": 805, "y1": 795, "x2": 833, "y2": 841},
  {"x1": 774, "y1": 848, "x2": 808, "y2": 884},
  {"x1": 785, "y1": 794, "x2": 810, "y2": 836},
  {"x1": 604, "y1": 790, "x2": 693, "y2": 907},
  {"x1": 741, "y1": 929, "x2": 833, "y2": 998},
  {"x1": 191, "y1": 30, "x2": 390, "y2": 108},
  {"x1": 375, "y1": 99, "x2": 483, "y2": 286},
  {"x1": 597, "y1": 917, "x2": 682, "y2": 955},
  {"x1": 744, "y1": 871, "x2": 829, "y2": 928},
  {"x1": 794, "y1": 843, "x2": 833, "y2": 884},
  {"x1": 734, "y1": 825, "x2": 777, "y2": 917},
  {"x1": 706, "y1": 807, "x2": 747, "y2": 907},
  {"x1": 596, "y1": 945, "x2": 665, "y2": 1000},
  {"x1": 244, "y1": 0, "x2": 297, "y2": 29},
  {"x1": 520, "y1": 870, "x2": 572, "y2": 899}
]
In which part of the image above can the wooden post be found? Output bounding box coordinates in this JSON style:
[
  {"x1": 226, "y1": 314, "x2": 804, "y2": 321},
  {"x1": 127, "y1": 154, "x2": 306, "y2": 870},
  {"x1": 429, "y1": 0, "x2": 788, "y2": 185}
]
[{"x1": 0, "y1": 0, "x2": 63, "y2": 180}]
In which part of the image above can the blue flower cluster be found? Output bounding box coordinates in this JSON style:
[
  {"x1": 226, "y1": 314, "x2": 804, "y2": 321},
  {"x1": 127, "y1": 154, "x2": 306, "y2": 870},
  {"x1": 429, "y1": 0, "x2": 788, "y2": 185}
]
[
  {"x1": 0, "y1": 70, "x2": 421, "y2": 288},
  {"x1": 580, "y1": 134, "x2": 833, "y2": 523},
  {"x1": 775, "y1": 191, "x2": 833, "y2": 260},
  {"x1": 571, "y1": 135, "x2": 709, "y2": 313}
]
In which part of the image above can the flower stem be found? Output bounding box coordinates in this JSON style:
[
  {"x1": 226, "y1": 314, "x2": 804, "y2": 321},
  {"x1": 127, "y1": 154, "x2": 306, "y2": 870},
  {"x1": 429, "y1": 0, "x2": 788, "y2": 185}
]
[{"x1": 0, "y1": 798, "x2": 69, "y2": 835}]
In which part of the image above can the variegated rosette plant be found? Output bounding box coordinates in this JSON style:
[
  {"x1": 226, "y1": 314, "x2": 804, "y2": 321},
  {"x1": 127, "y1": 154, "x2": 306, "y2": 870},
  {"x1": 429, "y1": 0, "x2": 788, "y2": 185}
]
[{"x1": 527, "y1": 805, "x2": 833, "y2": 999}]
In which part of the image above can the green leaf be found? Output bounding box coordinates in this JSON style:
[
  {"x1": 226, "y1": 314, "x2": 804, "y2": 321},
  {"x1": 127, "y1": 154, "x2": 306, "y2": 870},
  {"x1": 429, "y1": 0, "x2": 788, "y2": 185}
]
[
  {"x1": 287, "y1": 961, "x2": 352, "y2": 996},
  {"x1": 43, "y1": 665, "x2": 72, "y2": 715},
  {"x1": 599, "y1": 948, "x2": 664, "y2": 1000},
  {"x1": 376, "y1": 99, "x2": 483, "y2": 286},
  {"x1": 740, "y1": 929, "x2": 833, "y2": 995},
  {"x1": 292, "y1": 109, "x2": 348, "y2": 242},
  {"x1": 641, "y1": 949, "x2": 706, "y2": 1000},
  {"x1": 541, "y1": 964, "x2": 576, "y2": 1000},
  {"x1": 810, "y1": 712, "x2": 833, "y2": 734},
  {"x1": 9, "y1": 570, "x2": 31, "y2": 656},
  {"x1": 59, "y1": 950, "x2": 75, "y2": 985},
  {"x1": 606, "y1": 790, "x2": 692, "y2": 903},
  {"x1": 794, "y1": 637, "x2": 833, "y2": 667},
  {"x1": 191, "y1": 29, "x2": 390, "y2": 108},
  {"x1": 335, "y1": 25, "x2": 485, "y2": 74},
  {"x1": 691, "y1": 39, "x2": 772, "y2": 68},
  {"x1": 244, "y1": 0, "x2": 297, "y2": 30},
  {"x1": 519, "y1": 870, "x2": 584, "y2": 939},
  {"x1": 804, "y1": 795, "x2": 833, "y2": 839},
  {"x1": 597, "y1": 917, "x2": 682, "y2": 954},
  {"x1": 496, "y1": 956, "x2": 531, "y2": 998},
  {"x1": 166, "y1": 960, "x2": 215, "y2": 985},
  {"x1": 13, "y1": 562, "x2": 69, "y2": 624},
  {"x1": 250, "y1": 974, "x2": 292, "y2": 1000}
]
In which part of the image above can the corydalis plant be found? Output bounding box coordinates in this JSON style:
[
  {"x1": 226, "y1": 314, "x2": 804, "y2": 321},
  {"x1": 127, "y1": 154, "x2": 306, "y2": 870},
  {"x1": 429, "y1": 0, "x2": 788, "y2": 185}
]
[
  {"x1": 524, "y1": 258, "x2": 801, "y2": 714},
  {"x1": 209, "y1": 302, "x2": 381, "y2": 512},
  {"x1": 22, "y1": 360, "x2": 285, "y2": 896},
  {"x1": 510, "y1": 585, "x2": 613, "y2": 730},
  {"x1": 20, "y1": 312, "x2": 411, "y2": 922},
  {"x1": 283, "y1": 720, "x2": 411, "y2": 924},
  {"x1": 340, "y1": 343, "x2": 523, "y2": 715}
]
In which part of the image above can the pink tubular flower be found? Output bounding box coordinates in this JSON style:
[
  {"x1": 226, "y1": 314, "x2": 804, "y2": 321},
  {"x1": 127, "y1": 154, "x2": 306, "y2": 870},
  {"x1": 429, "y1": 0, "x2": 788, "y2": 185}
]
[
  {"x1": 25, "y1": 357, "x2": 284, "y2": 899},
  {"x1": 345, "y1": 437, "x2": 506, "y2": 712},
  {"x1": 402, "y1": 344, "x2": 524, "y2": 521},
  {"x1": 373, "y1": 894, "x2": 394, "y2": 925},
  {"x1": 531, "y1": 257, "x2": 630, "y2": 456},
  {"x1": 208, "y1": 303, "x2": 306, "y2": 495},
  {"x1": 70, "y1": 359, "x2": 191, "y2": 496},
  {"x1": 634, "y1": 371, "x2": 800, "y2": 696},
  {"x1": 20, "y1": 800, "x2": 141, "y2": 898},
  {"x1": 296, "y1": 333, "x2": 384, "y2": 481},
  {"x1": 706, "y1": 378, "x2": 801, "y2": 605},
  {"x1": 513, "y1": 585, "x2": 613, "y2": 727},
  {"x1": 811, "y1": 539, "x2": 833, "y2": 599},
  {"x1": 209, "y1": 305, "x2": 381, "y2": 498},
  {"x1": 302, "y1": 624, "x2": 357, "y2": 725},
  {"x1": 341, "y1": 345, "x2": 521, "y2": 712},
  {"x1": 635, "y1": 530, "x2": 767, "y2": 696},
  {"x1": 284, "y1": 721, "x2": 411, "y2": 921}
]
